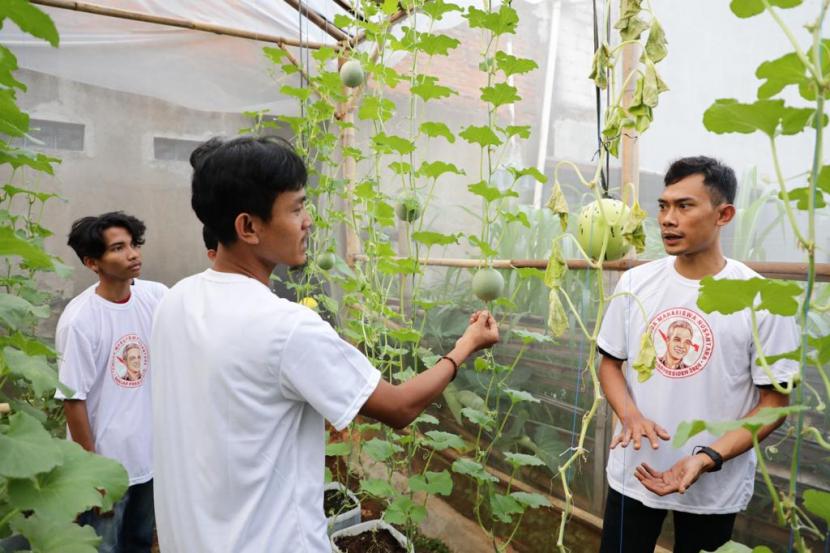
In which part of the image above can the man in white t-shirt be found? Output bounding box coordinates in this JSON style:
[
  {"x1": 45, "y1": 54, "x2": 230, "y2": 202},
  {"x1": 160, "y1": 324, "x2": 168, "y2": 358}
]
[
  {"x1": 151, "y1": 136, "x2": 500, "y2": 553},
  {"x1": 596, "y1": 156, "x2": 799, "y2": 553},
  {"x1": 56, "y1": 212, "x2": 167, "y2": 553}
]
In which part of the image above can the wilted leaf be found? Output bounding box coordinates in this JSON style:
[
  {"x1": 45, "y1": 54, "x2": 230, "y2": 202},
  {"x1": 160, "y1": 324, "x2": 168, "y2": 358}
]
[
  {"x1": 547, "y1": 289, "x2": 568, "y2": 338},
  {"x1": 545, "y1": 183, "x2": 569, "y2": 231},
  {"x1": 644, "y1": 19, "x2": 667, "y2": 63},
  {"x1": 589, "y1": 43, "x2": 610, "y2": 90},
  {"x1": 632, "y1": 331, "x2": 656, "y2": 382},
  {"x1": 544, "y1": 240, "x2": 567, "y2": 288}
]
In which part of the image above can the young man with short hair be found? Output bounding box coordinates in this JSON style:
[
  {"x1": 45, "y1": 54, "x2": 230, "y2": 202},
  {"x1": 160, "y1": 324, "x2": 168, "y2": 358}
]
[
  {"x1": 151, "y1": 136, "x2": 500, "y2": 552},
  {"x1": 56, "y1": 212, "x2": 167, "y2": 553},
  {"x1": 597, "y1": 156, "x2": 799, "y2": 553}
]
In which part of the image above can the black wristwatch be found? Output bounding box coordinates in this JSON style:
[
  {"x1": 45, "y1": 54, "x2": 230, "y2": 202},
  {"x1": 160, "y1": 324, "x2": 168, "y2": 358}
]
[{"x1": 693, "y1": 445, "x2": 723, "y2": 472}]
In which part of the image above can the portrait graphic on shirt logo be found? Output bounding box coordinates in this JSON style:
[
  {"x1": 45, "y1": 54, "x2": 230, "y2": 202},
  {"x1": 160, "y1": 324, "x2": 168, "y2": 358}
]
[
  {"x1": 648, "y1": 308, "x2": 714, "y2": 378},
  {"x1": 110, "y1": 334, "x2": 149, "y2": 388}
]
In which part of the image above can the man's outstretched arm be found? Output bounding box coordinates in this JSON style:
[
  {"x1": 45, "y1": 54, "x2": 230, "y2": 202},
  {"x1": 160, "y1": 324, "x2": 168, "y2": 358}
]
[
  {"x1": 360, "y1": 310, "x2": 499, "y2": 429},
  {"x1": 635, "y1": 387, "x2": 789, "y2": 496}
]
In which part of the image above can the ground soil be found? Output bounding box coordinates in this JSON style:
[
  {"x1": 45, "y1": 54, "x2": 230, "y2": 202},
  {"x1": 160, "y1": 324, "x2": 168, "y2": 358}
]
[
  {"x1": 324, "y1": 488, "x2": 357, "y2": 517},
  {"x1": 334, "y1": 528, "x2": 406, "y2": 553}
]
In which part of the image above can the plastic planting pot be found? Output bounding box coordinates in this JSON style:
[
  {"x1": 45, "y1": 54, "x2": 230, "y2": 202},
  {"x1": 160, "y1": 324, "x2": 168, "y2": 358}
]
[
  {"x1": 330, "y1": 519, "x2": 412, "y2": 553},
  {"x1": 324, "y1": 482, "x2": 361, "y2": 536}
]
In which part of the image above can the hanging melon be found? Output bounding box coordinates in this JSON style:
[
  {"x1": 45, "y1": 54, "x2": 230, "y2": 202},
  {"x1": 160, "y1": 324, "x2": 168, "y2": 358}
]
[
  {"x1": 339, "y1": 60, "x2": 364, "y2": 88},
  {"x1": 576, "y1": 198, "x2": 631, "y2": 261}
]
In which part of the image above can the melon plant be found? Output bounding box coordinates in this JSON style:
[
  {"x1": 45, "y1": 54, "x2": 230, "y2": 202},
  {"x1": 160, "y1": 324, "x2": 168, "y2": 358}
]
[{"x1": 317, "y1": 252, "x2": 336, "y2": 271}]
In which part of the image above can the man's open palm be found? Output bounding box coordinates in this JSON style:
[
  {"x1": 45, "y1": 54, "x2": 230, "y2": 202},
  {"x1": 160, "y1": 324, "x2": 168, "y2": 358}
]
[{"x1": 634, "y1": 455, "x2": 708, "y2": 496}]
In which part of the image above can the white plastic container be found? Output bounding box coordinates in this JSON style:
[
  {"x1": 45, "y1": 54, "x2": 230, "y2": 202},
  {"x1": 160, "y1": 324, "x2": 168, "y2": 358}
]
[
  {"x1": 324, "y1": 482, "x2": 361, "y2": 536},
  {"x1": 330, "y1": 519, "x2": 412, "y2": 553}
]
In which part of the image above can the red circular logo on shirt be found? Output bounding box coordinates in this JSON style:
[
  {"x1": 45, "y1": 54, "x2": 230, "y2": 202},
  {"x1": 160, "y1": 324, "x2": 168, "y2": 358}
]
[
  {"x1": 110, "y1": 334, "x2": 149, "y2": 388},
  {"x1": 648, "y1": 308, "x2": 714, "y2": 379}
]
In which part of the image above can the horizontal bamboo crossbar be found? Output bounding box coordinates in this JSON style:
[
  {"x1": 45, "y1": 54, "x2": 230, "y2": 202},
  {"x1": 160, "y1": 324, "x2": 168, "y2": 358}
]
[
  {"x1": 283, "y1": 0, "x2": 350, "y2": 42},
  {"x1": 352, "y1": 255, "x2": 830, "y2": 282},
  {"x1": 30, "y1": 0, "x2": 327, "y2": 49}
]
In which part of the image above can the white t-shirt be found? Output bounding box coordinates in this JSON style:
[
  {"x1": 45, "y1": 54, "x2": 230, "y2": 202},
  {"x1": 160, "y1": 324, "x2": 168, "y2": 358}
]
[
  {"x1": 597, "y1": 257, "x2": 799, "y2": 514},
  {"x1": 151, "y1": 269, "x2": 381, "y2": 553},
  {"x1": 55, "y1": 279, "x2": 167, "y2": 486}
]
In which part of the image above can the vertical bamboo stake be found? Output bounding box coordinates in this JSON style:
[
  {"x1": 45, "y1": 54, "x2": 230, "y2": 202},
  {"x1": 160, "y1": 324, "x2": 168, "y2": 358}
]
[
  {"x1": 339, "y1": 62, "x2": 361, "y2": 266},
  {"x1": 620, "y1": 42, "x2": 640, "y2": 205}
]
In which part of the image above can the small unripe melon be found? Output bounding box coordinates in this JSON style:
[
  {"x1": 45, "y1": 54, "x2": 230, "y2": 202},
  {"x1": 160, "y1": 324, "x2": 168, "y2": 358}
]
[
  {"x1": 396, "y1": 196, "x2": 422, "y2": 222},
  {"x1": 472, "y1": 268, "x2": 504, "y2": 302},
  {"x1": 317, "y1": 252, "x2": 336, "y2": 271},
  {"x1": 339, "y1": 60, "x2": 364, "y2": 88}
]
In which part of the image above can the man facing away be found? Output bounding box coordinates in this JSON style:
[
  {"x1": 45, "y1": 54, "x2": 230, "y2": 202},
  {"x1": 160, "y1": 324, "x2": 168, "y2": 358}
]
[
  {"x1": 56, "y1": 212, "x2": 167, "y2": 552},
  {"x1": 151, "y1": 136, "x2": 500, "y2": 552},
  {"x1": 596, "y1": 156, "x2": 800, "y2": 553}
]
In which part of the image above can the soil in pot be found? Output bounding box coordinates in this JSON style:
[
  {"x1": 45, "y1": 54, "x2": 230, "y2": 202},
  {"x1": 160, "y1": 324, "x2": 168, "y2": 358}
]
[
  {"x1": 334, "y1": 528, "x2": 406, "y2": 553},
  {"x1": 324, "y1": 488, "x2": 358, "y2": 517}
]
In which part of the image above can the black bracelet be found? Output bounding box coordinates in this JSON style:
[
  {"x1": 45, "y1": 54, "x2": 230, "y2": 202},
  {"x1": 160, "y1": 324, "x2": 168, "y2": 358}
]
[
  {"x1": 693, "y1": 445, "x2": 723, "y2": 472},
  {"x1": 440, "y1": 355, "x2": 459, "y2": 381}
]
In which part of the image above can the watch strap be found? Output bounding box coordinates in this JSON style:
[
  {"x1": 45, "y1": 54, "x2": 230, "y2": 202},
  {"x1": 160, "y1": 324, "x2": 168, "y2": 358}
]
[{"x1": 693, "y1": 445, "x2": 723, "y2": 472}]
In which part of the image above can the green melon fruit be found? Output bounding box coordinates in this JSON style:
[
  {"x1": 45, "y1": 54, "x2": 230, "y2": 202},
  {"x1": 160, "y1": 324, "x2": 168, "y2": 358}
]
[
  {"x1": 472, "y1": 268, "x2": 504, "y2": 302},
  {"x1": 395, "y1": 196, "x2": 422, "y2": 222},
  {"x1": 317, "y1": 252, "x2": 336, "y2": 271},
  {"x1": 576, "y1": 198, "x2": 631, "y2": 261},
  {"x1": 339, "y1": 60, "x2": 364, "y2": 88}
]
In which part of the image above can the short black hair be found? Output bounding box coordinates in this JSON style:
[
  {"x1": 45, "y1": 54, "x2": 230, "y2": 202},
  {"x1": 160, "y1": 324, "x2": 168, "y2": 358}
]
[
  {"x1": 202, "y1": 225, "x2": 218, "y2": 251},
  {"x1": 190, "y1": 135, "x2": 307, "y2": 245},
  {"x1": 67, "y1": 212, "x2": 146, "y2": 262},
  {"x1": 664, "y1": 156, "x2": 737, "y2": 205}
]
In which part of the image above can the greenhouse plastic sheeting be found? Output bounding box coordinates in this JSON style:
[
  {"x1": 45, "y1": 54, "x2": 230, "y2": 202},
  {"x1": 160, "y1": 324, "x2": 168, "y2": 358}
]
[{"x1": 0, "y1": 0, "x2": 469, "y2": 113}]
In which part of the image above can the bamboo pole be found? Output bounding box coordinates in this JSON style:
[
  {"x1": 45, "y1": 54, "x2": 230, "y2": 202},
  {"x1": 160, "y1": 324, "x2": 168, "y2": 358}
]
[
  {"x1": 283, "y1": 0, "x2": 350, "y2": 42},
  {"x1": 620, "y1": 42, "x2": 641, "y2": 205},
  {"x1": 331, "y1": 0, "x2": 368, "y2": 22},
  {"x1": 30, "y1": 0, "x2": 327, "y2": 49},
  {"x1": 351, "y1": 255, "x2": 830, "y2": 282}
]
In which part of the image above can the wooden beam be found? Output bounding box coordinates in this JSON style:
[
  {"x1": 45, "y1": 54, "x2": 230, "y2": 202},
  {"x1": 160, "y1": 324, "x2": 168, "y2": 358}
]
[
  {"x1": 31, "y1": 0, "x2": 327, "y2": 49},
  {"x1": 331, "y1": 0, "x2": 368, "y2": 22},
  {"x1": 352, "y1": 255, "x2": 830, "y2": 282},
  {"x1": 283, "y1": 0, "x2": 351, "y2": 43},
  {"x1": 620, "y1": 42, "x2": 640, "y2": 205}
]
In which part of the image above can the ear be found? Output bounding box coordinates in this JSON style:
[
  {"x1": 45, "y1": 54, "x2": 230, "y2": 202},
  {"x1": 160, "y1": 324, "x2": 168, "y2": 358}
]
[
  {"x1": 233, "y1": 213, "x2": 261, "y2": 245},
  {"x1": 82, "y1": 256, "x2": 99, "y2": 274},
  {"x1": 716, "y1": 203, "x2": 736, "y2": 226}
]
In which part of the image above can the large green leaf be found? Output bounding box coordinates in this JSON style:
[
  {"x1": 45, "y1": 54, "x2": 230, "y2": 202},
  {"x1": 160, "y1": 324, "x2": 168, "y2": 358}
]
[
  {"x1": 697, "y1": 277, "x2": 802, "y2": 316},
  {"x1": 502, "y1": 388, "x2": 540, "y2": 404},
  {"x1": 0, "y1": 0, "x2": 59, "y2": 47},
  {"x1": 490, "y1": 493, "x2": 523, "y2": 522},
  {"x1": 703, "y1": 98, "x2": 823, "y2": 137},
  {"x1": 360, "y1": 478, "x2": 395, "y2": 498},
  {"x1": 467, "y1": 180, "x2": 516, "y2": 202},
  {"x1": 383, "y1": 495, "x2": 427, "y2": 525},
  {"x1": 673, "y1": 405, "x2": 808, "y2": 447},
  {"x1": 0, "y1": 87, "x2": 29, "y2": 137},
  {"x1": 461, "y1": 407, "x2": 495, "y2": 430},
  {"x1": 7, "y1": 439, "x2": 129, "y2": 519},
  {"x1": 371, "y1": 132, "x2": 415, "y2": 155},
  {"x1": 417, "y1": 33, "x2": 460, "y2": 56},
  {"x1": 10, "y1": 514, "x2": 100, "y2": 553},
  {"x1": 451, "y1": 457, "x2": 498, "y2": 483},
  {"x1": 422, "y1": 430, "x2": 466, "y2": 451},
  {"x1": 504, "y1": 452, "x2": 545, "y2": 467},
  {"x1": 421, "y1": 0, "x2": 463, "y2": 20},
  {"x1": 495, "y1": 51, "x2": 538, "y2": 77},
  {"x1": 803, "y1": 489, "x2": 830, "y2": 524},
  {"x1": 480, "y1": 83, "x2": 521, "y2": 108},
  {"x1": 0, "y1": 226, "x2": 55, "y2": 270},
  {"x1": 0, "y1": 411, "x2": 62, "y2": 478},
  {"x1": 704, "y1": 541, "x2": 773, "y2": 553},
  {"x1": 730, "y1": 0, "x2": 801, "y2": 18},
  {"x1": 357, "y1": 96, "x2": 395, "y2": 122},
  {"x1": 0, "y1": 292, "x2": 49, "y2": 331},
  {"x1": 0, "y1": 45, "x2": 25, "y2": 90},
  {"x1": 412, "y1": 231, "x2": 460, "y2": 247},
  {"x1": 410, "y1": 75, "x2": 456, "y2": 102},
  {"x1": 756, "y1": 52, "x2": 808, "y2": 99},
  {"x1": 408, "y1": 470, "x2": 453, "y2": 496},
  {"x1": 3, "y1": 346, "x2": 57, "y2": 396},
  {"x1": 418, "y1": 160, "x2": 463, "y2": 179},
  {"x1": 362, "y1": 438, "x2": 403, "y2": 462},
  {"x1": 419, "y1": 121, "x2": 455, "y2": 143},
  {"x1": 466, "y1": 5, "x2": 519, "y2": 35},
  {"x1": 460, "y1": 126, "x2": 501, "y2": 147},
  {"x1": 325, "y1": 441, "x2": 351, "y2": 457},
  {"x1": 511, "y1": 491, "x2": 551, "y2": 509}
]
